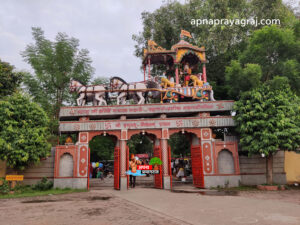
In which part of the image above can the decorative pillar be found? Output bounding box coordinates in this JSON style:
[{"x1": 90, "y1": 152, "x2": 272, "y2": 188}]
[
  {"x1": 175, "y1": 65, "x2": 179, "y2": 86},
  {"x1": 143, "y1": 65, "x2": 146, "y2": 82},
  {"x1": 148, "y1": 57, "x2": 151, "y2": 80},
  {"x1": 201, "y1": 129, "x2": 213, "y2": 175},
  {"x1": 120, "y1": 129, "x2": 128, "y2": 190},
  {"x1": 202, "y1": 64, "x2": 207, "y2": 82},
  {"x1": 161, "y1": 128, "x2": 170, "y2": 189}
]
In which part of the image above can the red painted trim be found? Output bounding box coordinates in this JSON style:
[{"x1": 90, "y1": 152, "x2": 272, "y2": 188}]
[
  {"x1": 168, "y1": 128, "x2": 201, "y2": 139},
  {"x1": 175, "y1": 66, "x2": 179, "y2": 85},
  {"x1": 60, "y1": 116, "x2": 234, "y2": 125},
  {"x1": 60, "y1": 100, "x2": 235, "y2": 110},
  {"x1": 127, "y1": 129, "x2": 162, "y2": 140},
  {"x1": 202, "y1": 64, "x2": 207, "y2": 82},
  {"x1": 21, "y1": 177, "x2": 54, "y2": 179},
  {"x1": 148, "y1": 57, "x2": 151, "y2": 80},
  {"x1": 214, "y1": 141, "x2": 240, "y2": 175},
  {"x1": 54, "y1": 177, "x2": 87, "y2": 179},
  {"x1": 88, "y1": 131, "x2": 121, "y2": 141},
  {"x1": 87, "y1": 147, "x2": 90, "y2": 190},
  {"x1": 204, "y1": 174, "x2": 240, "y2": 176}
]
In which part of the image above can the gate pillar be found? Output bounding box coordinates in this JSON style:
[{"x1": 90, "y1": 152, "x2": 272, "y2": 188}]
[
  {"x1": 119, "y1": 130, "x2": 128, "y2": 190},
  {"x1": 161, "y1": 128, "x2": 171, "y2": 189}
]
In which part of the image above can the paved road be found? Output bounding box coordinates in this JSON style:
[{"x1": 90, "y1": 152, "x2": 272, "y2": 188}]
[{"x1": 112, "y1": 188, "x2": 300, "y2": 225}]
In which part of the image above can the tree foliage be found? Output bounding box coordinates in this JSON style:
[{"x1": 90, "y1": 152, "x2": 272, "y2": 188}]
[
  {"x1": 22, "y1": 27, "x2": 94, "y2": 127},
  {"x1": 234, "y1": 84, "x2": 300, "y2": 157},
  {"x1": 226, "y1": 24, "x2": 300, "y2": 98},
  {"x1": 133, "y1": 0, "x2": 294, "y2": 99},
  {"x1": 168, "y1": 133, "x2": 191, "y2": 157},
  {"x1": 0, "y1": 93, "x2": 51, "y2": 171},
  {"x1": 0, "y1": 59, "x2": 23, "y2": 98},
  {"x1": 127, "y1": 134, "x2": 153, "y2": 155},
  {"x1": 89, "y1": 136, "x2": 115, "y2": 161}
]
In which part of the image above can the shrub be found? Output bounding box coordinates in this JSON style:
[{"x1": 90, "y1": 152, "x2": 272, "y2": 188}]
[
  {"x1": 0, "y1": 178, "x2": 10, "y2": 194},
  {"x1": 33, "y1": 177, "x2": 53, "y2": 191}
]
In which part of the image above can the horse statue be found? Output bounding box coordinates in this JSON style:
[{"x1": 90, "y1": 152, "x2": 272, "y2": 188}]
[
  {"x1": 110, "y1": 77, "x2": 151, "y2": 105},
  {"x1": 69, "y1": 79, "x2": 107, "y2": 106}
]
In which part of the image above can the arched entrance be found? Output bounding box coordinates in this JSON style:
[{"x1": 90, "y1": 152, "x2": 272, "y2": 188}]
[
  {"x1": 169, "y1": 130, "x2": 204, "y2": 189},
  {"x1": 127, "y1": 130, "x2": 163, "y2": 189},
  {"x1": 88, "y1": 134, "x2": 116, "y2": 189},
  {"x1": 127, "y1": 133, "x2": 154, "y2": 188}
]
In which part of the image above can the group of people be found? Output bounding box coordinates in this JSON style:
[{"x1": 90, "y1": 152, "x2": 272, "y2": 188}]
[
  {"x1": 171, "y1": 158, "x2": 192, "y2": 179},
  {"x1": 89, "y1": 162, "x2": 112, "y2": 179}
]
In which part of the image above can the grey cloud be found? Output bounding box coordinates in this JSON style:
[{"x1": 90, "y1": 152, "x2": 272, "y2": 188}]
[{"x1": 0, "y1": 0, "x2": 173, "y2": 82}]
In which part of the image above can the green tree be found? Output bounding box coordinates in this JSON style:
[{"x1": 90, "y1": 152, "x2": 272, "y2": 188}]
[
  {"x1": 0, "y1": 93, "x2": 51, "y2": 171},
  {"x1": 225, "y1": 61, "x2": 262, "y2": 99},
  {"x1": 168, "y1": 133, "x2": 190, "y2": 157},
  {"x1": 0, "y1": 59, "x2": 23, "y2": 98},
  {"x1": 133, "y1": 0, "x2": 294, "y2": 99},
  {"x1": 22, "y1": 27, "x2": 94, "y2": 133},
  {"x1": 89, "y1": 136, "x2": 115, "y2": 161},
  {"x1": 226, "y1": 25, "x2": 300, "y2": 97},
  {"x1": 92, "y1": 77, "x2": 110, "y2": 85},
  {"x1": 127, "y1": 134, "x2": 153, "y2": 156},
  {"x1": 234, "y1": 84, "x2": 300, "y2": 184}
]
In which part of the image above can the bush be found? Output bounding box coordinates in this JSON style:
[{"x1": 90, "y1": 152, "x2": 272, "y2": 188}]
[
  {"x1": 33, "y1": 177, "x2": 53, "y2": 191},
  {"x1": 0, "y1": 179, "x2": 10, "y2": 194}
]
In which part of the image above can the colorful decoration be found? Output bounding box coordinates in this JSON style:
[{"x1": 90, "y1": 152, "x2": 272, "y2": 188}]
[{"x1": 69, "y1": 30, "x2": 216, "y2": 106}]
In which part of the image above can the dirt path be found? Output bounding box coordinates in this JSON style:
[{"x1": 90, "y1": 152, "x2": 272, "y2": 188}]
[
  {"x1": 1, "y1": 188, "x2": 300, "y2": 225},
  {"x1": 0, "y1": 189, "x2": 179, "y2": 225}
]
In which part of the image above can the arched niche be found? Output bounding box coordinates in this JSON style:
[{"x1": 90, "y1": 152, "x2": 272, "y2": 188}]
[
  {"x1": 59, "y1": 153, "x2": 74, "y2": 177},
  {"x1": 218, "y1": 149, "x2": 235, "y2": 174}
]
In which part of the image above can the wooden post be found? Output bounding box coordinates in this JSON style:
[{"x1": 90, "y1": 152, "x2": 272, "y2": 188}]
[
  {"x1": 143, "y1": 65, "x2": 146, "y2": 82},
  {"x1": 202, "y1": 64, "x2": 207, "y2": 82}
]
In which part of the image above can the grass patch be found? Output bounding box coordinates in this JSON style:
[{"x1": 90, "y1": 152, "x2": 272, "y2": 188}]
[{"x1": 0, "y1": 188, "x2": 87, "y2": 199}]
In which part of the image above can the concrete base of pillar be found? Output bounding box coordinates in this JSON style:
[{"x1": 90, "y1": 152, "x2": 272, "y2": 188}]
[
  {"x1": 204, "y1": 175, "x2": 241, "y2": 188},
  {"x1": 54, "y1": 178, "x2": 87, "y2": 189},
  {"x1": 120, "y1": 177, "x2": 128, "y2": 191},
  {"x1": 163, "y1": 176, "x2": 171, "y2": 190}
]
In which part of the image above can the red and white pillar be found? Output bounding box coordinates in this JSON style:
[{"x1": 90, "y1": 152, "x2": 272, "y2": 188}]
[{"x1": 202, "y1": 64, "x2": 207, "y2": 82}]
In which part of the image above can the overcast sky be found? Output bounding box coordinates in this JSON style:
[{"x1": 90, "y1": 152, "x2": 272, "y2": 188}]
[{"x1": 0, "y1": 0, "x2": 182, "y2": 82}]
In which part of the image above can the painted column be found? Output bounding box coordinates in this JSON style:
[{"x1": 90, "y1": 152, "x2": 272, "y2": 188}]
[
  {"x1": 120, "y1": 129, "x2": 128, "y2": 190},
  {"x1": 202, "y1": 64, "x2": 207, "y2": 82},
  {"x1": 175, "y1": 65, "x2": 179, "y2": 86},
  {"x1": 143, "y1": 65, "x2": 146, "y2": 82},
  {"x1": 161, "y1": 128, "x2": 170, "y2": 189},
  {"x1": 148, "y1": 57, "x2": 151, "y2": 80}
]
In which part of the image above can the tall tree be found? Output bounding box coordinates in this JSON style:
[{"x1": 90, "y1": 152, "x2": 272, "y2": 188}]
[
  {"x1": 22, "y1": 27, "x2": 94, "y2": 133},
  {"x1": 0, "y1": 93, "x2": 51, "y2": 171},
  {"x1": 0, "y1": 59, "x2": 23, "y2": 98},
  {"x1": 226, "y1": 25, "x2": 300, "y2": 98},
  {"x1": 133, "y1": 0, "x2": 294, "y2": 99},
  {"x1": 234, "y1": 84, "x2": 300, "y2": 184}
]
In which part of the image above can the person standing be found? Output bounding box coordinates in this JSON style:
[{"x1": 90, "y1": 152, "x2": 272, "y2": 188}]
[{"x1": 129, "y1": 155, "x2": 141, "y2": 188}]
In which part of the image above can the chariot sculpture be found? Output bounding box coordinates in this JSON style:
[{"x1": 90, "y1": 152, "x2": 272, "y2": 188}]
[{"x1": 69, "y1": 30, "x2": 215, "y2": 106}]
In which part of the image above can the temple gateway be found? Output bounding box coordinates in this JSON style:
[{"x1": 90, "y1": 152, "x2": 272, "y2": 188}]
[{"x1": 8, "y1": 31, "x2": 286, "y2": 190}]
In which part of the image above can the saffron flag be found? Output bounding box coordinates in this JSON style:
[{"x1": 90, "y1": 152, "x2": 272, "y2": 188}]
[{"x1": 180, "y1": 30, "x2": 192, "y2": 38}]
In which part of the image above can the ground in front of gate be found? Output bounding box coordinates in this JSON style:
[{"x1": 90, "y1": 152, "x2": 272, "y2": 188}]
[{"x1": 0, "y1": 188, "x2": 300, "y2": 225}]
